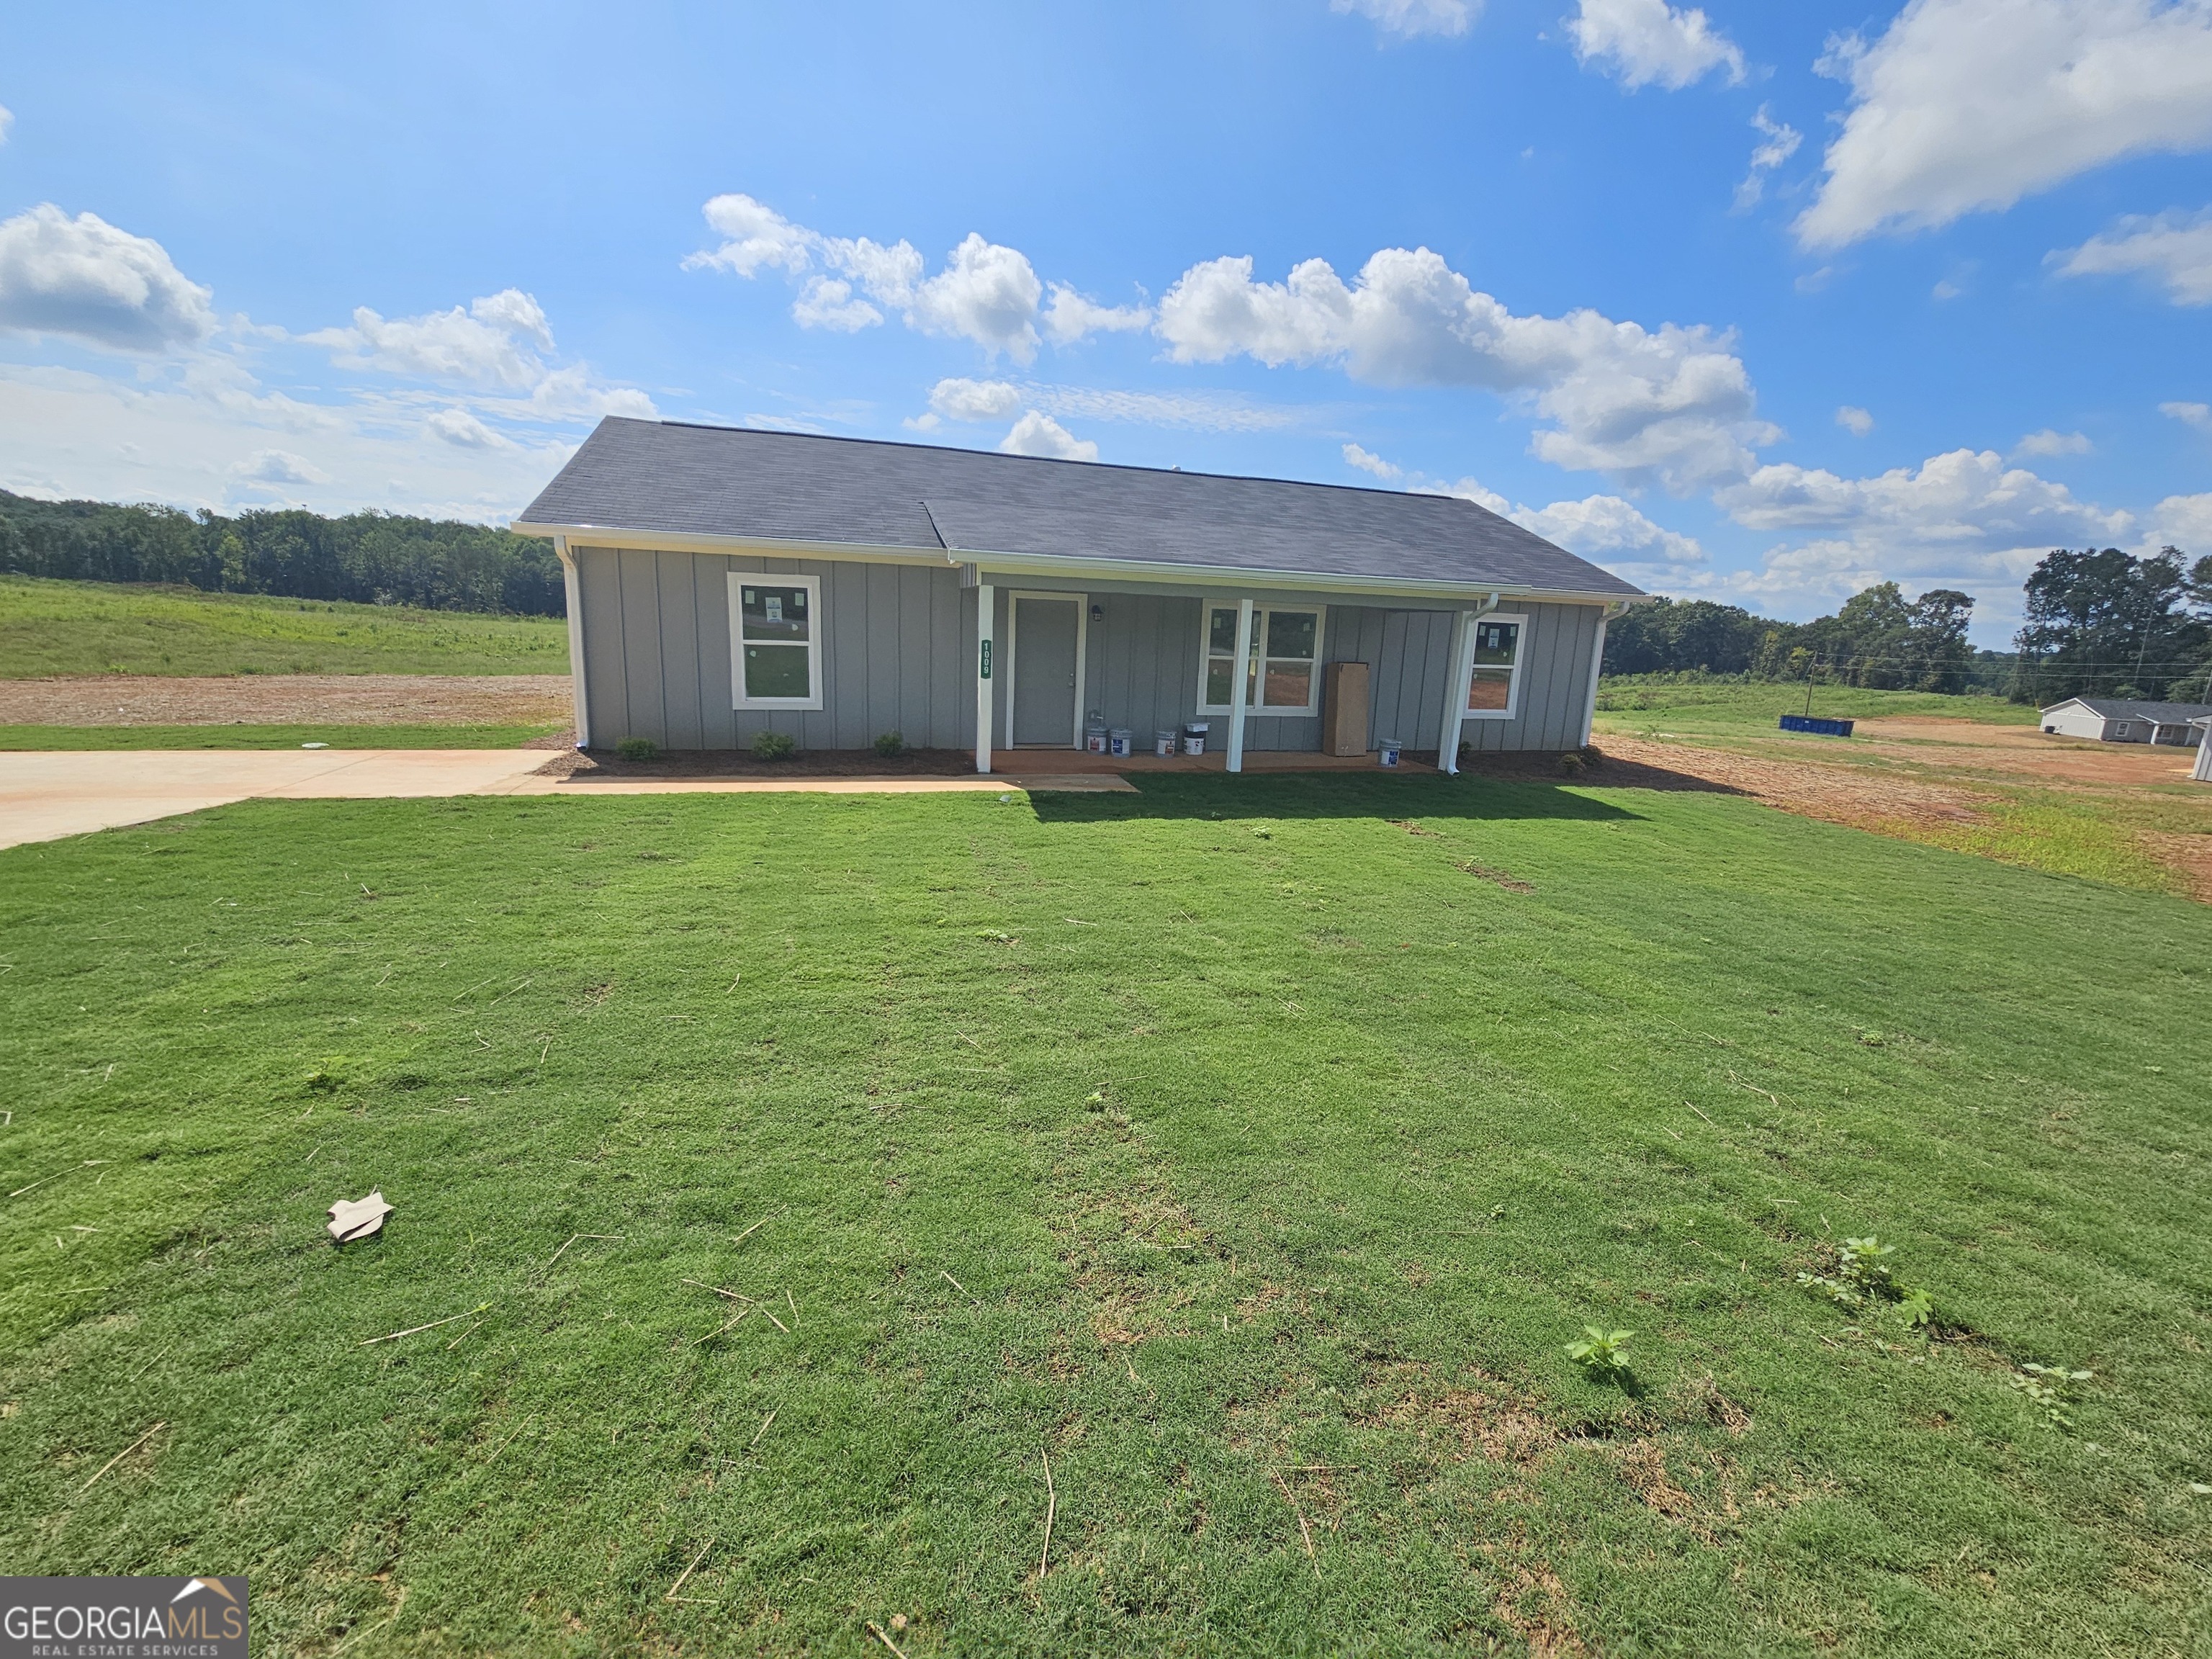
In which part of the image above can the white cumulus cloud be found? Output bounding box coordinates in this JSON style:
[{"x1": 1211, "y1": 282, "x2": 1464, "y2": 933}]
[
  {"x1": 2013, "y1": 428, "x2": 2092, "y2": 457},
  {"x1": 687, "y1": 194, "x2": 1148, "y2": 361},
  {"x1": 2053, "y1": 207, "x2": 2212, "y2": 305},
  {"x1": 1835, "y1": 405, "x2": 1875, "y2": 436},
  {"x1": 1342, "y1": 442, "x2": 1404, "y2": 480},
  {"x1": 1735, "y1": 107, "x2": 1804, "y2": 210},
  {"x1": 928, "y1": 377, "x2": 1024, "y2": 422},
  {"x1": 233, "y1": 448, "x2": 328, "y2": 485},
  {"x1": 306, "y1": 289, "x2": 554, "y2": 388},
  {"x1": 1331, "y1": 0, "x2": 1477, "y2": 39},
  {"x1": 1568, "y1": 0, "x2": 1745, "y2": 90},
  {"x1": 1154, "y1": 246, "x2": 1774, "y2": 491},
  {"x1": 999, "y1": 410, "x2": 1097, "y2": 462},
  {"x1": 0, "y1": 204, "x2": 217, "y2": 352},
  {"x1": 425, "y1": 407, "x2": 511, "y2": 449},
  {"x1": 2162, "y1": 398, "x2": 2212, "y2": 430},
  {"x1": 0, "y1": 105, "x2": 13, "y2": 144},
  {"x1": 1713, "y1": 446, "x2": 2135, "y2": 614},
  {"x1": 1797, "y1": 0, "x2": 2212, "y2": 249}
]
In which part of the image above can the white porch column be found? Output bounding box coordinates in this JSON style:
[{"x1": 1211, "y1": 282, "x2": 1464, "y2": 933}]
[
  {"x1": 1576, "y1": 605, "x2": 1614, "y2": 749},
  {"x1": 554, "y1": 536, "x2": 590, "y2": 750},
  {"x1": 1226, "y1": 596, "x2": 1255, "y2": 774},
  {"x1": 975, "y1": 582, "x2": 996, "y2": 775},
  {"x1": 1437, "y1": 610, "x2": 1475, "y2": 775}
]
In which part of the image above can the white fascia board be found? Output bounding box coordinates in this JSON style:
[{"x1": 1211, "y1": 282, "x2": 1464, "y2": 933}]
[{"x1": 515, "y1": 520, "x2": 1643, "y2": 609}]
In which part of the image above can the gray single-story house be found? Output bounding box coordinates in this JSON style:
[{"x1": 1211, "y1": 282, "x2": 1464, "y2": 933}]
[
  {"x1": 2038, "y1": 696, "x2": 2212, "y2": 747},
  {"x1": 513, "y1": 418, "x2": 1646, "y2": 774}
]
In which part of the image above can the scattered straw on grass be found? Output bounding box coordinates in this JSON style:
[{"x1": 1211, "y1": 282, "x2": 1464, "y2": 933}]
[{"x1": 78, "y1": 1421, "x2": 165, "y2": 1494}]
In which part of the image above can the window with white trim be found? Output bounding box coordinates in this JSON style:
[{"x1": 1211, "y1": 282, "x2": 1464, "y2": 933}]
[
  {"x1": 1197, "y1": 605, "x2": 1323, "y2": 716},
  {"x1": 727, "y1": 572, "x2": 824, "y2": 709},
  {"x1": 1463, "y1": 613, "x2": 1527, "y2": 720}
]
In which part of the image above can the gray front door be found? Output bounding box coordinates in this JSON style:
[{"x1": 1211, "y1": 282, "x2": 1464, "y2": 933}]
[{"x1": 1012, "y1": 597, "x2": 1079, "y2": 746}]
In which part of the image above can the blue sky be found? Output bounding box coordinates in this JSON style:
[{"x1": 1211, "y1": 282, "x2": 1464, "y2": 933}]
[{"x1": 1, "y1": 0, "x2": 2208, "y2": 642}]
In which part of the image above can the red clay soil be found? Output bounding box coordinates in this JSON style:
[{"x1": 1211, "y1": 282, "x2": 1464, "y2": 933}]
[
  {"x1": 1468, "y1": 737, "x2": 1998, "y2": 837},
  {"x1": 0, "y1": 675, "x2": 575, "y2": 727},
  {"x1": 1848, "y1": 717, "x2": 2205, "y2": 787}
]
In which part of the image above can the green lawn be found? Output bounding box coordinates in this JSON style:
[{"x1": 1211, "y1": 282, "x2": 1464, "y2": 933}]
[
  {"x1": 0, "y1": 724, "x2": 565, "y2": 751},
  {"x1": 0, "y1": 575, "x2": 570, "y2": 678},
  {"x1": 4, "y1": 777, "x2": 2208, "y2": 1655},
  {"x1": 1594, "y1": 677, "x2": 2037, "y2": 739}
]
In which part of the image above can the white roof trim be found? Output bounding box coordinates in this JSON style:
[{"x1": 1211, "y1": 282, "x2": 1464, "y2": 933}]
[{"x1": 512, "y1": 519, "x2": 1647, "y2": 608}]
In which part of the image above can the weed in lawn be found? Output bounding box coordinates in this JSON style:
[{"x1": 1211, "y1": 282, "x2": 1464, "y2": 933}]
[
  {"x1": 2011, "y1": 1363, "x2": 2095, "y2": 1430},
  {"x1": 1565, "y1": 1326, "x2": 1635, "y2": 1381}
]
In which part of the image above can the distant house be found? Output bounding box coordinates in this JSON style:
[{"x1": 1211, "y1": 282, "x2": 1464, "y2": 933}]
[
  {"x1": 2038, "y1": 697, "x2": 2212, "y2": 747},
  {"x1": 513, "y1": 419, "x2": 1646, "y2": 774}
]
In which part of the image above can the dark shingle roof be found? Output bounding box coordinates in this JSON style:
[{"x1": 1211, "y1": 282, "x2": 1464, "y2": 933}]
[
  {"x1": 2051, "y1": 697, "x2": 2212, "y2": 721},
  {"x1": 516, "y1": 418, "x2": 1643, "y2": 599}
]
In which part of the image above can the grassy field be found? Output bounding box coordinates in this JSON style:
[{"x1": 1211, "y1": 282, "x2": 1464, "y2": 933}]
[
  {"x1": 0, "y1": 724, "x2": 564, "y2": 751},
  {"x1": 1593, "y1": 677, "x2": 2037, "y2": 738},
  {"x1": 0, "y1": 575, "x2": 570, "y2": 678},
  {"x1": 5, "y1": 776, "x2": 2210, "y2": 1655}
]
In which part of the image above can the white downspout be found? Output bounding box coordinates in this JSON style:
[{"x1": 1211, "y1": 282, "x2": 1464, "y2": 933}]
[
  {"x1": 975, "y1": 582, "x2": 995, "y2": 775},
  {"x1": 555, "y1": 536, "x2": 590, "y2": 750},
  {"x1": 1226, "y1": 597, "x2": 1255, "y2": 774},
  {"x1": 1438, "y1": 592, "x2": 1499, "y2": 776}
]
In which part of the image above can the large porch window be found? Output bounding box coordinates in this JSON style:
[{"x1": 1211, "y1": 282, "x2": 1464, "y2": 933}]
[{"x1": 1197, "y1": 605, "x2": 1323, "y2": 716}]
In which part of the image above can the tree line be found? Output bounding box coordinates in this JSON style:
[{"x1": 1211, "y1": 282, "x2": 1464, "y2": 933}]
[
  {"x1": 0, "y1": 490, "x2": 565, "y2": 616},
  {"x1": 1604, "y1": 547, "x2": 2212, "y2": 704}
]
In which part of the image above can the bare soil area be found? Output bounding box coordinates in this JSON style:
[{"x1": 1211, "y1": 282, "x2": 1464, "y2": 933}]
[
  {"x1": 1850, "y1": 717, "x2": 2203, "y2": 786},
  {"x1": 1567, "y1": 738, "x2": 1997, "y2": 836},
  {"x1": 0, "y1": 674, "x2": 575, "y2": 727}
]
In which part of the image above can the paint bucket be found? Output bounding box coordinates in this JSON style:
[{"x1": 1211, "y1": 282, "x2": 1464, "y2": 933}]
[
  {"x1": 1377, "y1": 737, "x2": 1403, "y2": 768},
  {"x1": 1183, "y1": 721, "x2": 1208, "y2": 757},
  {"x1": 1086, "y1": 725, "x2": 1108, "y2": 754},
  {"x1": 1108, "y1": 728, "x2": 1133, "y2": 757},
  {"x1": 1154, "y1": 729, "x2": 1177, "y2": 757}
]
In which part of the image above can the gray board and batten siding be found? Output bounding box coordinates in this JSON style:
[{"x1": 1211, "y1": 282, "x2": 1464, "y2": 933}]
[{"x1": 572, "y1": 544, "x2": 1606, "y2": 756}]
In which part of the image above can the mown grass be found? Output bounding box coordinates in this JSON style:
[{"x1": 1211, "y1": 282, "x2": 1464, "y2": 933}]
[
  {"x1": 4, "y1": 776, "x2": 2210, "y2": 1655},
  {"x1": 0, "y1": 575, "x2": 570, "y2": 678},
  {"x1": 1593, "y1": 677, "x2": 2036, "y2": 738},
  {"x1": 0, "y1": 724, "x2": 565, "y2": 751}
]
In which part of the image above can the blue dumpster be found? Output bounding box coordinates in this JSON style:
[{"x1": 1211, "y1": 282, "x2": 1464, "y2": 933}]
[{"x1": 1779, "y1": 714, "x2": 1853, "y2": 737}]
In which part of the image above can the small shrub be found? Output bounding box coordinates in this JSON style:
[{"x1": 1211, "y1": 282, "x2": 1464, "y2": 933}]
[
  {"x1": 614, "y1": 736, "x2": 660, "y2": 763},
  {"x1": 1557, "y1": 751, "x2": 1586, "y2": 776},
  {"x1": 873, "y1": 730, "x2": 907, "y2": 757},
  {"x1": 751, "y1": 730, "x2": 797, "y2": 760},
  {"x1": 1565, "y1": 1326, "x2": 1635, "y2": 1380}
]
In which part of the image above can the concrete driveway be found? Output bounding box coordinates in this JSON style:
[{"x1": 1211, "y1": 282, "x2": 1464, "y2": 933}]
[
  {"x1": 0, "y1": 750, "x2": 1127, "y2": 850},
  {"x1": 0, "y1": 750, "x2": 552, "y2": 850}
]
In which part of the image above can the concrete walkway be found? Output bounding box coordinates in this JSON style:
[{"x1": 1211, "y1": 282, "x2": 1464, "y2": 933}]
[{"x1": 0, "y1": 750, "x2": 1130, "y2": 851}]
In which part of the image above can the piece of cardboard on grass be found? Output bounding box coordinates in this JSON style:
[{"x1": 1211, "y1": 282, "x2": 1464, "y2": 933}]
[{"x1": 328, "y1": 1189, "x2": 395, "y2": 1244}]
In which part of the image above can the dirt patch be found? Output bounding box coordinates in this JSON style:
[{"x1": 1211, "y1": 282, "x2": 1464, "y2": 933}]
[
  {"x1": 1569, "y1": 737, "x2": 1997, "y2": 837},
  {"x1": 1357, "y1": 1371, "x2": 1556, "y2": 1467},
  {"x1": 1850, "y1": 717, "x2": 2205, "y2": 787},
  {"x1": 0, "y1": 674, "x2": 574, "y2": 727},
  {"x1": 535, "y1": 746, "x2": 981, "y2": 781}
]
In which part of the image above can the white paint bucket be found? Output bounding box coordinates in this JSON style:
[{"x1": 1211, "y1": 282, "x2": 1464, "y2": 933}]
[
  {"x1": 1108, "y1": 728, "x2": 1132, "y2": 757},
  {"x1": 1086, "y1": 727, "x2": 1108, "y2": 754},
  {"x1": 1377, "y1": 738, "x2": 1403, "y2": 768},
  {"x1": 1154, "y1": 730, "x2": 1177, "y2": 757},
  {"x1": 1183, "y1": 721, "x2": 1208, "y2": 756}
]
